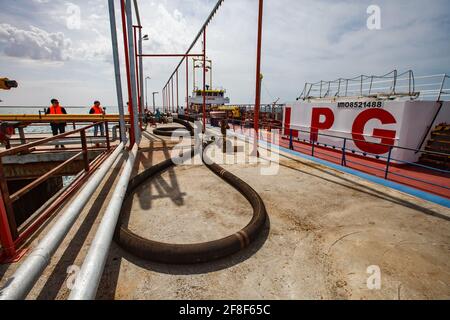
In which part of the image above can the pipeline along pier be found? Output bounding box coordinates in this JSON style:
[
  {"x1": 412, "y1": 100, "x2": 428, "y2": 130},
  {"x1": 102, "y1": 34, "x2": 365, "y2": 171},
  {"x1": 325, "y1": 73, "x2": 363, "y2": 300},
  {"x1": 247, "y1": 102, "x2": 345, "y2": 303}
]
[{"x1": 0, "y1": 121, "x2": 449, "y2": 299}]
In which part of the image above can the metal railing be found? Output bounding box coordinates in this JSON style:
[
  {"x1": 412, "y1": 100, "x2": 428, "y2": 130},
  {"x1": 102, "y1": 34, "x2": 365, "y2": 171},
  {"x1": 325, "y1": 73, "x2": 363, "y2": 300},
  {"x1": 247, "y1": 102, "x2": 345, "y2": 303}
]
[
  {"x1": 0, "y1": 122, "x2": 113, "y2": 263},
  {"x1": 297, "y1": 70, "x2": 450, "y2": 102},
  {"x1": 226, "y1": 119, "x2": 450, "y2": 196},
  {"x1": 4, "y1": 122, "x2": 116, "y2": 148}
]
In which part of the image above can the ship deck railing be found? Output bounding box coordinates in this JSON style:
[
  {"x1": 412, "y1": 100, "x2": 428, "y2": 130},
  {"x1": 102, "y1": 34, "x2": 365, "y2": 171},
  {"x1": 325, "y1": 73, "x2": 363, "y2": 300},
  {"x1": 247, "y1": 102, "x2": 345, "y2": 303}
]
[
  {"x1": 297, "y1": 70, "x2": 450, "y2": 102},
  {"x1": 219, "y1": 118, "x2": 450, "y2": 200}
]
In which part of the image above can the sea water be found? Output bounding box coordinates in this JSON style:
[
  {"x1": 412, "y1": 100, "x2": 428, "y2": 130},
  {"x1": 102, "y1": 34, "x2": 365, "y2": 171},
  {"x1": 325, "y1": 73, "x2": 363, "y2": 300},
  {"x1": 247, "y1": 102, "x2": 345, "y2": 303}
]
[{"x1": 0, "y1": 105, "x2": 120, "y2": 134}]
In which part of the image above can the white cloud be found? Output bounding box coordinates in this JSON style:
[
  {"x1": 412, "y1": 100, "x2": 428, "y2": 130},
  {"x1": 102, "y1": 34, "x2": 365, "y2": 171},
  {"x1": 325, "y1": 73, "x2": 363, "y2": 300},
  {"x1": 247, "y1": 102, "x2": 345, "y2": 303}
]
[
  {"x1": 0, "y1": 0, "x2": 449, "y2": 106},
  {"x1": 143, "y1": 4, "x2": 198, "y2": 53},
  {"x1": 70, "y1": 34, "x2": 111, "y2": 62},
  {"x1": 0, "y1": 22, "x2": 111, "y2": 63},
  {"x1": 0, "y1": 23, "x2": 71, "y2": 61}
]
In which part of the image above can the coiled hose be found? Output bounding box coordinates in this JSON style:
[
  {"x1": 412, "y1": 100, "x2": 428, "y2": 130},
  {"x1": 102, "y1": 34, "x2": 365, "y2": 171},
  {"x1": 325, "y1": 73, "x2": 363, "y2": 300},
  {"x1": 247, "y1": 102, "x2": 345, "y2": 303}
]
[
  {"x1": 114, "y1": 119, "x2": 268, "y2": 264},
  {"x1": 152, "y1": 118, "x2": 194, "y2": 136}
]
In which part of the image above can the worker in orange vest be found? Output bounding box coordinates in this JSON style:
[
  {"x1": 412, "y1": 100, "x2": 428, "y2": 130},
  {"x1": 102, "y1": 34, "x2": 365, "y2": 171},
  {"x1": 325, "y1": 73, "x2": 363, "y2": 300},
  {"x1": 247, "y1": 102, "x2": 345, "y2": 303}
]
[
  {"x1": 45, "y1": 98, "x2": 67, "y2": 148},
  {"x1": 89, "y1": 100, "x2": 105, "y2": 137}
]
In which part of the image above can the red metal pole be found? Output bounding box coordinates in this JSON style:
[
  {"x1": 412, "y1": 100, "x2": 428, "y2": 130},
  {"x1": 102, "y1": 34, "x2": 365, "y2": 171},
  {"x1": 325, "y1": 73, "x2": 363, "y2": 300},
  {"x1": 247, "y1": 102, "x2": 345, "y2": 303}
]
[
  {"x1": 171, "y1": 77, "x2": 174, "y2": 113},
  {"x1": 0, "y1": 189, "x2": 16, "y2": 261},
  {"x1": 186, "y1": 58, "x2": 189, "y2": 113},
  {"x1": 133, "y1": 26, "x2": 142, "y2": 129},
  {"x1": 176, "y1": 69, "x2": 179, "y2": 113},
  {"x1": 80, "y1": 129, "x2": 89, "y2": 172},
  {"x1": 168, "y1": 81, "x2": 171, "y2": 112},
  {"x1": 120, "y1": 0, "x2": 135, "y2": 146},
  {"x1": 254, "y1": 0, "x2": 264, "y2": 134},
  {"x1": 202, "y1": 28, "x2": 207, "y2": 133}
]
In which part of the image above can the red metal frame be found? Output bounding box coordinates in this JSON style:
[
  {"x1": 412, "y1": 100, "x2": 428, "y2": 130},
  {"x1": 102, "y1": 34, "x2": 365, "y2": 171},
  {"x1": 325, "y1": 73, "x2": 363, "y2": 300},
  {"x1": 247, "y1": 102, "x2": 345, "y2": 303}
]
[
  {"x1": 125, "y1": 0, "x2": 267, "y2": 136},
  {"x1": 13, "y1": 148, "x2": 112, "y2": 248},
  {"x1": 162, "y1": 87, "x2": 166, "y2": 112},
  {"x1": 164, "y1": 86, "x2": 169, "y2": 112},
  {"x1": 0, "y1": 174, "x2": 23, "y2": 263},
  {"x1": 133, "y1": 52, "x2": 203, "y2": 115},
  {"x1": 171, "y1": 77, "x2": 174, "y2": 113},
  {"x1": 133, "y1": 26, "x2": 143, "y2": 129},
  {"x1": 176, "y1": 70, "x2": 179, "y2": 113},
  {"x1": 0, "y1": 123, "x2": 112, "y2": 263},
  {"x1": 168, "y1": 81, "x2": 171, "y2": 112},
  {"x1": 186, "y1": 58, "x2": 189, "y2": 112}
]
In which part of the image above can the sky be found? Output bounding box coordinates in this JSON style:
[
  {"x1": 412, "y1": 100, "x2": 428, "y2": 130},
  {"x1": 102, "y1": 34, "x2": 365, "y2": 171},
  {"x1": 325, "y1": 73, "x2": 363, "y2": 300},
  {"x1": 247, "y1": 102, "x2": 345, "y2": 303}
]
[{"x1": 0, "y1": 0, "x2": 449, "y2": 108}]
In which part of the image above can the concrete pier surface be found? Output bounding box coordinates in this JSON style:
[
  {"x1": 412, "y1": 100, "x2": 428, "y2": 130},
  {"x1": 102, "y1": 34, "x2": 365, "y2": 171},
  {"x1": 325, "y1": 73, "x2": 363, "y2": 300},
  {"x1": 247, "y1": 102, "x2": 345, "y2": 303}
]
[{"x1": 1, "y1": 126, "x2": 449, "y2": 300}]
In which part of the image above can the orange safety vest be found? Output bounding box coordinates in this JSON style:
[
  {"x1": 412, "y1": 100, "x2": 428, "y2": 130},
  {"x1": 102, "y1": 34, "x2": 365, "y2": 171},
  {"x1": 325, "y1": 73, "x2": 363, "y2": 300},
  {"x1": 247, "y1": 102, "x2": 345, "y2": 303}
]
[
  {"x1": 91, "y1": 105, "x2": 103, "y2": 114},
  {"x1": 49, "y1": 105, "x2": 64, "y2": 114}
]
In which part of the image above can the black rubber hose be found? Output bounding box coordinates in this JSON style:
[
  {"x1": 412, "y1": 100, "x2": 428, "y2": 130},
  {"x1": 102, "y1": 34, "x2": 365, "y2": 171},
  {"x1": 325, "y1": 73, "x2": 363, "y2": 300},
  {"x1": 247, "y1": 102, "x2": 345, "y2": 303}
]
[
  {"x1": 152, "y1": 118, "x2": 194, "y2": 137},
  {"x1": 114, "y1": 119, "x2": 268, "y2": 264}
]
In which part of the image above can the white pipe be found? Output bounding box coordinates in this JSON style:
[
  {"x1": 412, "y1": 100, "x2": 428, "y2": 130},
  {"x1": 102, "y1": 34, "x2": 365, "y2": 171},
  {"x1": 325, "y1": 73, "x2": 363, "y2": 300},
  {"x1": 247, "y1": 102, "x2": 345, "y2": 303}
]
[
  {"x1": 68, "y1": 144, "x2": 138, "y2": 300},
  {"x1": 108, "y1": 0, "x2": 127, "y2": 143},
  {"x1": 0, "y1": 142, "x2": 125, "y2": 300}
]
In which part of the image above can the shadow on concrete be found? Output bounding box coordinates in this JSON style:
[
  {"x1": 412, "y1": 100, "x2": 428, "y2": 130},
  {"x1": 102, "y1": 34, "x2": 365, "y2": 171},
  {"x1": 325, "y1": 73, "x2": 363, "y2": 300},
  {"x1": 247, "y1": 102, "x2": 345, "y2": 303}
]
[
  {"x1": 96, "y1": 128, "x2": 271, "y2": 298},
  {"x1": 0, "y1": 265, "x2": 7, "y2": 282},
  {"x1": 280, "y1": 161, "x2": 450, "y2": 222},
  {"x1": 96, "y1": 216, "x2": 270, "y2": 299},
  {"x1": 35, "y1": 156, "x2": 125, "y2": 300},
  {"x1": 134, "y1": 131, "x2": 186, "y2": 210}
]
